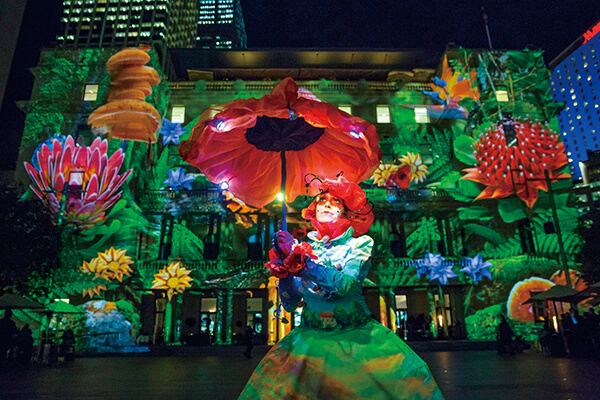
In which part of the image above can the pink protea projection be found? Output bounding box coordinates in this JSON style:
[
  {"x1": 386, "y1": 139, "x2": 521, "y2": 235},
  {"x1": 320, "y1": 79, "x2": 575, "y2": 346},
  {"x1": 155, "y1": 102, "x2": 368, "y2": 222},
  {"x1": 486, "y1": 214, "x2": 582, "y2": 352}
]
[
  {"x1": 24, "y1": 135, "x2": 132, "y2": 229},
  {"x1": 462, "y1": 118, "x2": 570, "y2": 208}
]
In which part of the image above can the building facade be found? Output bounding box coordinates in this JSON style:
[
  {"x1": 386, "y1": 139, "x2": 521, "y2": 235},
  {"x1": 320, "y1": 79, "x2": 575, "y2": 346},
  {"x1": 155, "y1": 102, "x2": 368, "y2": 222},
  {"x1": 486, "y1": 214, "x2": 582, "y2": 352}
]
[{"x1": 16, "y1": 47, "x2": 579, "y2": 348}]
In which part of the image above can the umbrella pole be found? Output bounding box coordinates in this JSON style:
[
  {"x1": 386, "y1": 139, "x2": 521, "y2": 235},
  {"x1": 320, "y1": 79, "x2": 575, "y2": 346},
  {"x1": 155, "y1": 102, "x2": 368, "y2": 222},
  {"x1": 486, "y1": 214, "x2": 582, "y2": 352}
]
[{"x1": 281, "y1": 151, "x2": 287, "y2": 232}]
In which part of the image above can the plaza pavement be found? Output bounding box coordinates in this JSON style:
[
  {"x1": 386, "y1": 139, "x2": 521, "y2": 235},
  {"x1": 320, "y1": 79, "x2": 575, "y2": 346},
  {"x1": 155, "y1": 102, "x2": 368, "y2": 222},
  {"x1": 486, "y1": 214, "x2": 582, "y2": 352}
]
[{"x1": 1, "y1": 346, "x2": 600, "y2": 399}]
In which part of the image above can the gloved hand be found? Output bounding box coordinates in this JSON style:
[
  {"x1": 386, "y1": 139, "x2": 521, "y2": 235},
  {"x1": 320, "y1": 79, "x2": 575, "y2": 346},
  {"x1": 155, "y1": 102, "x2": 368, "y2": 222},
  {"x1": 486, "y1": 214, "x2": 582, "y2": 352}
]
[{"x1": 272, "y1": 231, "x2": 295, "y2": 259}]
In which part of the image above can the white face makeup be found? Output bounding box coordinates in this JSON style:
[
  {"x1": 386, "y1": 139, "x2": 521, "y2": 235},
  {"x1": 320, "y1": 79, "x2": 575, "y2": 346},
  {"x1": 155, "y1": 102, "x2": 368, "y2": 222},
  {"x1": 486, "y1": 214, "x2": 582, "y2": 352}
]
[{"x1": 315, "y1": 193, "x2": 345, "y2": 223}]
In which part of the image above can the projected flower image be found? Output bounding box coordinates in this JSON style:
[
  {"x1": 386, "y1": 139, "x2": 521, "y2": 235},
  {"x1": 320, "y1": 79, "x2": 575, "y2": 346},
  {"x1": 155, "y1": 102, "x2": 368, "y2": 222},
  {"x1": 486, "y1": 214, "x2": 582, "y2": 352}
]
[
  {"x1": 24, "y1": 136, "x2": 132, "y2": 230},
  {"x1": 163, "y1": 167, "x2": 195, "y2": 192},
  {"x1": 97, "y1": 247, "x2": 134, "y2": 282},
  {"x1": 152, "y1": 262, "x2": 194, "y2": 300},
  {"x1": 462, "y1": 118, "x2": 570, "y2": 207}
]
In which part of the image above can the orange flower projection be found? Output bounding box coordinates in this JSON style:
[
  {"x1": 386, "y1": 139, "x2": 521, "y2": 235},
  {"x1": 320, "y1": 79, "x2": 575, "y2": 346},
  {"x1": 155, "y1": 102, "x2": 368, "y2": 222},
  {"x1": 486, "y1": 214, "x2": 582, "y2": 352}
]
[
  {"x1": 506, "y1": 277, "x2": 554, "y2": 322},
  {"x1": 80, "y1": 258, "x2": 109, "y2": 280},
  {"x1": 82, "y1": 284, "x2": 107, "y2": 299},
  {"x1": 97, "y1": 247, "x2": 134, "y2": 282},
  {"x1": 462, "y1": 119, "x2": 570, "y2": 208},
  {"x1": 370, "y1": 153, "x2": 428, "y2": 188},
  {"x1": 371, "y1": 164, "x2": 400, "y2": 187},
  {"x1": 151, "y1": 263, "x2": 193, "y2": 300},
  {"x1": 88, "y1": 45, "x2": 161, "y2": 142}
]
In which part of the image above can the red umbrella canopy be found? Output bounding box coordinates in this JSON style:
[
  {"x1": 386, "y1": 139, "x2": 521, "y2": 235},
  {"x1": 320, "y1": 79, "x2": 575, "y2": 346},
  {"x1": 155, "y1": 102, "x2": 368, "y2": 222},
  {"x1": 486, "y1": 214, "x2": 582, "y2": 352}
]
[{"x1": 179, "y1": 78, "x2": 382, "y2": 208}]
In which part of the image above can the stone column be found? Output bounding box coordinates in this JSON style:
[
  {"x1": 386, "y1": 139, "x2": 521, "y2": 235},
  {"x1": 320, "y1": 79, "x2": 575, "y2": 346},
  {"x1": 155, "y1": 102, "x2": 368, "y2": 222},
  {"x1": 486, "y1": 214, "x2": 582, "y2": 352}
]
[{"x1": 223, "y1": 288, "x2": 234, "y2": 344}]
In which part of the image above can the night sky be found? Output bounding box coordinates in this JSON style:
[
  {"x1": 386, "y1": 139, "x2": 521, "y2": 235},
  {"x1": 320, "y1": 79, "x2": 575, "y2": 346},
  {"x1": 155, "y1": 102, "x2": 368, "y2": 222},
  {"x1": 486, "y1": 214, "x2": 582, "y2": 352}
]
[{"x1": 1, "y1": 0, "x2": 599, "y2": 170}]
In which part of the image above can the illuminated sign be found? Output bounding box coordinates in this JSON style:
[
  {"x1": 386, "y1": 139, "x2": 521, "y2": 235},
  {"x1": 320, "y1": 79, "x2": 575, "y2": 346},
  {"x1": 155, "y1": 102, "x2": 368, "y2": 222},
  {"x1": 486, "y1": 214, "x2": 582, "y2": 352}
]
[{"x1": 583, "y1": 21, "x2": 600, "y2": 44}]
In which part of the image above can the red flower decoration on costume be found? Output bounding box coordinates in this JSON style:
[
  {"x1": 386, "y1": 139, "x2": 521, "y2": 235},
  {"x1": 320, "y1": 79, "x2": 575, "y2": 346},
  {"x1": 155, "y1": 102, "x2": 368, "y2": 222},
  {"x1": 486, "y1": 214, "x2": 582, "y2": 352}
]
[
  {"x1": 265, "y1": 242, "x2": 316, "y2": 278},
  {"x1": 284, "y1": 242, "x2": 317, "y2": 276},
  {"x1": 266, "y1": 249, "x2": 289, "y2": 279},
  {"x1": 462, "y1": 118, "x2": 570, "y2": 208}
]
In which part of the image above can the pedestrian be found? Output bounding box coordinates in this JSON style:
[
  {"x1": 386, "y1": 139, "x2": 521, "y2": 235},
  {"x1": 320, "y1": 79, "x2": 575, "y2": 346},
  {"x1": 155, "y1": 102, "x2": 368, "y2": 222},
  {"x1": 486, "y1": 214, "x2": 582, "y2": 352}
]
[
  {"x1": 0, "y1": 309, "x2": 18, "y2": 365},
  {"x1": 243, "y1": 324, "x2": 254, "y2": 359},
  {"x1": 497, "y1": 315, "x2": 514, "y2": 356},
  {"x1": 17, "y1": 323, "x2": 34, "y2": 366}
]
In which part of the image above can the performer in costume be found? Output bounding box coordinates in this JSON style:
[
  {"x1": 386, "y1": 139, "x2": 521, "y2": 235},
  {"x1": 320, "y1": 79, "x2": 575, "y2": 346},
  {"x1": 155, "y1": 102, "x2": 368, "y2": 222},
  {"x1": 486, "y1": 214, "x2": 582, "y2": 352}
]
[{"x1": 239, "y1": 176, "x2": 444, "y2": 400}]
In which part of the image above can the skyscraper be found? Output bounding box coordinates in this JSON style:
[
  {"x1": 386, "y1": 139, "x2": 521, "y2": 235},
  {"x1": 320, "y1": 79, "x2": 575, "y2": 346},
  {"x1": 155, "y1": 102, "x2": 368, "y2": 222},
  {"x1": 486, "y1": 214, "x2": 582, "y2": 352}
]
[
  {"x1": 550, "y1": 20, "x2": 600, "y2": 181},
  {"x1": 57, "y1": 0, "x2": 199, "y2": 49},
  {"x1": 196, "y1": 0, "x2": 246, "y2": 49}
]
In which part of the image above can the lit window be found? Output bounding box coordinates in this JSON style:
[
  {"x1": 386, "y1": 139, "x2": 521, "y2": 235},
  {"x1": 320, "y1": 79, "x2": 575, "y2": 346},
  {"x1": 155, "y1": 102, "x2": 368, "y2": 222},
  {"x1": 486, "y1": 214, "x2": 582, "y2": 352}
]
[
  {"x1": 84, "y1": 84, "x2": 98, "y2": 101},
  {"x1": 338, "y1": 104, "x2": 352, "y2": 114},
  {"x1": 496, "y1": 90, "x2": 509, "y2": 102},
  {"x1": 376, "y1": 105, "x2": 391, "y2": 123},
  {"x1": 414, "y1": 107, "x2": 430, "y2": 123},
  {"x1": 171, "y1": 106, "x2": 185, "y2": 123}
]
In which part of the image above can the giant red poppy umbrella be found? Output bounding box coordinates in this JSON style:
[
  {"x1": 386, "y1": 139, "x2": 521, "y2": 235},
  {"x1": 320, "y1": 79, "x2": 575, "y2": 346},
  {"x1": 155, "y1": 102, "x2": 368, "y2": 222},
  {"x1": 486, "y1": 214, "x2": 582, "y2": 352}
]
[{"x1": 180, "y1": 78, "x2": 381, "y2": 228}]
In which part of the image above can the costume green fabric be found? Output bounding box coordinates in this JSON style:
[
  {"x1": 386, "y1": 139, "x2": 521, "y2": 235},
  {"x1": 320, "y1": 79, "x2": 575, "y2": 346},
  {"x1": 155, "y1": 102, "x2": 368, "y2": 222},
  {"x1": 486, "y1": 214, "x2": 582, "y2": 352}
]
[{"x1": 239, "y1": 228, "x2": 444, "y2": 399}]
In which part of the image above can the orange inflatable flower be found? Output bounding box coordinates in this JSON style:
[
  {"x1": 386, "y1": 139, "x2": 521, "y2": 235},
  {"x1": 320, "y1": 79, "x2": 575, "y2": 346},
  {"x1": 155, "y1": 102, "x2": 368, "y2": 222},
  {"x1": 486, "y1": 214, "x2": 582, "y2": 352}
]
[
  {"x1": 462, "y1": 118, "x2": 570, "y2": 208},
  {"x1": 506, "y1": 277, "x2": 554, "y2": 322},
  {"x1": 88, "y1": 46, "x2": 161, "y2": 142}
]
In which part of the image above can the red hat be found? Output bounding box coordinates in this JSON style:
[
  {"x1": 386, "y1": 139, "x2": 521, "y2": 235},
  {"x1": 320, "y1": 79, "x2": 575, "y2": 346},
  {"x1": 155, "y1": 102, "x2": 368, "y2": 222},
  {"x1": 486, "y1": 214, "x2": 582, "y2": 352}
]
[{"x1": 302, "y1": 175, "x2": 374, "y2": 237}]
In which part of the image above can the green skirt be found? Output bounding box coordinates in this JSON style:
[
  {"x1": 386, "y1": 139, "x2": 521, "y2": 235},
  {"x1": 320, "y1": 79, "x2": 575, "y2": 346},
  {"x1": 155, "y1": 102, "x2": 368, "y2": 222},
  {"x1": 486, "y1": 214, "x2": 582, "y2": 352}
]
[{"x1": 239, "y1": 320, "x2": 444, "y2": 400}]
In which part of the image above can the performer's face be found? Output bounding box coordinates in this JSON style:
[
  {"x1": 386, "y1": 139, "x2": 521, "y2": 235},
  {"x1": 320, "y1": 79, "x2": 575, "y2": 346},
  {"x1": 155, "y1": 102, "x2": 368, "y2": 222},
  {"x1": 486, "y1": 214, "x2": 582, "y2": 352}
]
[{"x1": 315, "y1": 193, "x2": 344, "y2": 223}]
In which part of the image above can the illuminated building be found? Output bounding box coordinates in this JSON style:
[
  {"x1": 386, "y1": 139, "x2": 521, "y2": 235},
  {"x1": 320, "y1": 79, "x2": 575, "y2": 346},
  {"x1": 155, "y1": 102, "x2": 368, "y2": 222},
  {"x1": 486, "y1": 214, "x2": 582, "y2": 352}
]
[
  {"x1": 196, "y1": 0, "x2": 246, "y2": 49},
  {"x1": 57, "y1": 0, "x2": 199, "y2": 49},
  {"x1": 18, "y1": 47, "x2": 576, "y2": 348},
  {"x1": 550, "y1": 19, "x2": 600, "y2": 181}
]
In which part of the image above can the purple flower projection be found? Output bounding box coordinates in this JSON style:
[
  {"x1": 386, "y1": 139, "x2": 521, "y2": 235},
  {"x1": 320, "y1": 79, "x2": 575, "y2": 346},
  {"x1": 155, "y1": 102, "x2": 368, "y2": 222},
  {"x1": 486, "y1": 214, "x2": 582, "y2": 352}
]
[
  {"x1": 163, "y1": 167, "x2": 195, "y2": 191},
  {"x1": 416, "y1": 252, "x2": 457, "y2": 285},
  {"x1": 460, "y1": 254, "x2": 493, "y2": 283},
  {"x1": 159, "y1": 119, "x2": 187, "y2": 146}
]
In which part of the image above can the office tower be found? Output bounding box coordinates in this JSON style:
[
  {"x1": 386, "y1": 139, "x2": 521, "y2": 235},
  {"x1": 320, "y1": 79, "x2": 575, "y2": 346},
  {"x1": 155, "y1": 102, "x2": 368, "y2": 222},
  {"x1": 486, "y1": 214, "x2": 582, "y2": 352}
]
[
  {"x1": 196, "y1": 0, "x2": 246, "y2": 49},
  {"x1": 57, "y1": 0, "x2": 199, "y2": 49},
  {"x1": 550, "y1": 20, "x2": 600, "y2": 180}
]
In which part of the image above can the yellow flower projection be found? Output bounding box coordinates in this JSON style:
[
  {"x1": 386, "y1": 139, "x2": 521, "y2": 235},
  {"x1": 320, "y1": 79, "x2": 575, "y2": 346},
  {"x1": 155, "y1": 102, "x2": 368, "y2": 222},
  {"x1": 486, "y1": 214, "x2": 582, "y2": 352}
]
[
  {"x1": 97, "y1": 247, "x2": 134, "y2": 282},
  {"x1": 82, "y1": 284, "x2": 107, "y2": 299},
  {"x1": 370, "y1": 164, "x2": 400, "y2": 187},
  {"x1": 152, "y1": 263, "x2": 193, "y2": 300},
  {"x1": 80, "y1": 258, "x2": 110, "y2": 280},
  {"x1": 399, "y1": 152, "x2": 428, "y2": 183}
]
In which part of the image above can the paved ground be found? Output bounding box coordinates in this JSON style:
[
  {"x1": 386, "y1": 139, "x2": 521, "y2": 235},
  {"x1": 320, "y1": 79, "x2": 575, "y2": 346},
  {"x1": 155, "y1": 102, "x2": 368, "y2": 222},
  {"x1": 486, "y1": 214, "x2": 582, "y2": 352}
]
[{"x1": 1, "y1": 346, "x2": 600, "y2": 399}]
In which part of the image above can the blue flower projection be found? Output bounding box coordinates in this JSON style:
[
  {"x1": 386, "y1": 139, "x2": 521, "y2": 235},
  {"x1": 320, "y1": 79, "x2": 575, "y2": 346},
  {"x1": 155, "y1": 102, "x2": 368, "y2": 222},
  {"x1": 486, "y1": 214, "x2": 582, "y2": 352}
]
[
  {"x1": 416, "y1": 252, "x2": 457, "y2": 285},
  {"x1": 159, "y1": 119, "x2": 187, "y2": 146},
  {"x1": 163, "y1": 167, "x2": 195, "y2": 191},
  {"x1": 460, "y1": 254, "x2": 493, "y2": 283}
]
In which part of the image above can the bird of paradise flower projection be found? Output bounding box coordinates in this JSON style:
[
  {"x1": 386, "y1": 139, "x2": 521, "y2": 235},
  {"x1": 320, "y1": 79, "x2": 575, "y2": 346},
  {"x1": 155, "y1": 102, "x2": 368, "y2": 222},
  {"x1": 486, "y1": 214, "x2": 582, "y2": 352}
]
[
  {"x1": 97, "y1": 247, "x2": 134, "y2": 282},
  {"x1": 24, "y1": 136, "x2": 132, "y2": 230},
  {"x1": 88, "y1": 45, "x2": 161, "y2": 142},
  {"x1": 403, "y1": 56, "x2": 480, "y2": 120},
  {"x1": 370, "y1": 152, "x2": 429, "y2": 188},
  {"x1": 151, "y1": 262, "x2": 193, "y2": 300},
  {"x1": 461, "y1": 118, "x2": 570, "y2": 208}
]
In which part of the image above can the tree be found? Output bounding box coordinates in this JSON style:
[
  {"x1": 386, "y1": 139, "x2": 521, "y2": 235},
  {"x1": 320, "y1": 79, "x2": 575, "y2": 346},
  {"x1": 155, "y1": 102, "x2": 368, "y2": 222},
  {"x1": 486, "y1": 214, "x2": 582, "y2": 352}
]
[{"x1": 0, "y1": 182, "x2": 60, "y2": 291}]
